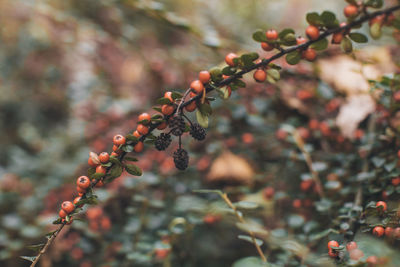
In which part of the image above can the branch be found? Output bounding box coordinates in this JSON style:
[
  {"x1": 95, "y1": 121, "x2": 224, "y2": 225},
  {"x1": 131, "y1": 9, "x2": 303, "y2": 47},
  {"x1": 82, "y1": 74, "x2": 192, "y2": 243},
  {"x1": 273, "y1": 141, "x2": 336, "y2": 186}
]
[{"x1": 29, "y1": 4, "x2": 400, "y2": 266}]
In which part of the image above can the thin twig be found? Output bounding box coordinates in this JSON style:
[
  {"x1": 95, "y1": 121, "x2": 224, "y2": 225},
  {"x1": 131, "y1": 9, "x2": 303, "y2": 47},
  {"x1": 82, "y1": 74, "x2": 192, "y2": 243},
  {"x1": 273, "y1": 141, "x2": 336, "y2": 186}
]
[{"x1": 219, "y1": 192, "x2": 267, "y2": 263}]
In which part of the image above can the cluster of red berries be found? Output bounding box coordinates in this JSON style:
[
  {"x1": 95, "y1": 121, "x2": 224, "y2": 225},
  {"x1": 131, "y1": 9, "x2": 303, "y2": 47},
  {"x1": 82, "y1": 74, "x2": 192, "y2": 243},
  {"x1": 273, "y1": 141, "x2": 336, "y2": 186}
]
[{"x1": 327, "y1": 240, "x2": 379, "y2": 264}]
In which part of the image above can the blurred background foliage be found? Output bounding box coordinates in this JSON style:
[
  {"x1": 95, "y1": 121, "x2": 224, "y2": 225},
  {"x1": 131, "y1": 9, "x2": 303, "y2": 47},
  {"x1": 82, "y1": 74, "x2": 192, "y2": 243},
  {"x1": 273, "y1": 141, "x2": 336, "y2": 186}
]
[{"x1": 0, "y1": 0, "x2": 400, "y2": 266}]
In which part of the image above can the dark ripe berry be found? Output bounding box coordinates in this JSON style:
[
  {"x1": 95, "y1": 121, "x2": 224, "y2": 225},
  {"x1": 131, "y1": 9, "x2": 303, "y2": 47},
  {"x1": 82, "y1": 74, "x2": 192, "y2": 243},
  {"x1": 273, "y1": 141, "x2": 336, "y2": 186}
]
[
  {"x1": 155, "y1": 133, "x2": 172, "y2": 151},
  {"x1": 190, "y1": 123, "x2": 206, "y2": 141},
  {"x1": 169, "y1": 116, "x2": 186, "y2": 136},
  {"x1": 77, "y1": 176, "x2": 90, "y2": 189},
  {"x1": 173, "y1": 148, "x2": 189, "y2": 170}
]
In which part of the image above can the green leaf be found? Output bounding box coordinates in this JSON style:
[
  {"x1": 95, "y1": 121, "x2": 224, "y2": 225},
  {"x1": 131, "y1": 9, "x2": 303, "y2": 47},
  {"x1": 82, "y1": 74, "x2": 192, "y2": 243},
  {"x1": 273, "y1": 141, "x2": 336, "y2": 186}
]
[
  {"x1": 310, "y1": 38, "x2": 328, "y2": 51},
  {"x1": 171, "y1": 91, "x2": 183, "y2": 100},
  {"x1": 151, "y1": 114, "x2": 163, "y2": 120},
  {"x1": 108, "y1": 163, "x2": 123, "y2": 179},
  {"x1": 281, "y1": 33, "x2": 296, "y2": 46},
  {"x1": 156, "y1": 97, "x2": 172, "y2": 105},
  {"x1": 364, "y1": 0, "x2": 383, "y2": 8},
  {"x1": 124, "y1": 156, "x2": 138, "y2": 162},
  {"x1": 193, "y1": 189, "x2": 223, "y2": 195},
  {"x1": 237, "y1": 235, "x2": 264, "y2": 246},
  {"x1": 121, "y1": 145, "x2": 134, "y2": 153},
  {"x1": 340, "y1": 37, "x2": 353, "y2": 53},
  {"x1": 198, "y1": 102, "x2": 212, "y2": 116},
  {"x1": 153, "y1": 107, "x2": 162, "y2": 112},
  {"x1": 52, "y1": 218, "x2": 62, "y2": 225},
  {"x1": 232, "y1": 256, "x2": 267, "y2": 267},
  {"x1": 144, "y1": 139, "x2": 156, "y2": 145},
  {"x1": 196, "y1": 109, "x2": 209, "y2": 128},
  {"x1": 252, "y1": 29, "x2": 268, "y2": 42},
  {"x1": 278, "y1": 28, "x2": 295, "y2": 39},
  {"x1": 349, "y1": 32, "x2": 368, "y2": 43},
  {"x1": 87, "y1": 167, "x2": 96, "y2": 178},
  {"x1": 240, "y1": 53, "x2": 259, "y2": 69},
  {"x1": 345, "y1": 0, "x2": 357, "y2": 4},
  {"x1": 285, "y1": 51, "x2": 301, "y2": 65},
  {"x1": 125, "y1": 164, "x2": 142, "y2": 176},
  {"x1": 125, "y1": 134, "x2": 139, "y2": 142},
  {"x1": 217, "y1": 87, "x2": 230, "y2": 100},
  {"x1": 101, "y1": 162, "x2": 112, "y2": 167},
  {"x1": 209, "y1": 67, "x2": 223, "y2": 83},
  {"x1": 26, "y1": 244, "x2": 45, "y2": 252},
  {"x1": 20, "y1": 256, "x2": 37, "y2": 263},
  {"x1": 92, "y1": 173, "x2": 105, "y2": 180},
  {"x1": 309, "y1": 228, "x2": 338, "y2": 241},
  {"x1": 267, "y1": 68, "x2": 280, "y2": 81},
  {"x1": 232, "y1": 79, "x2": 246, "y2": 88},
  {"x1": 370, "y1": 23, "x2": 382, "y2": 40},
  {"x1": 306, "y1": 12, "x2": 322, "y2": 26},
  {"x1": 109, "y1": 156, "x2": 121, "y2": 164},
  {"x1": 234, "y1": 201, "x2": 259, "y2": 210},
  {"x1": 222, "y1": 66, "x2": 237, "y2": 76},
  {"x1": 320, "y1": 11, "x2": 337, "y2": 28}
]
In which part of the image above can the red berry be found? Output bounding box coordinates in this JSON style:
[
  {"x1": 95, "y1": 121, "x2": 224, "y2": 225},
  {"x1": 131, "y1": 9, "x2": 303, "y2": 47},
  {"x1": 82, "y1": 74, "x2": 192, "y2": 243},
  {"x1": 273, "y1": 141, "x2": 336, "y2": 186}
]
[
  {"x1": 134, "y1": 141, "x2": 144, "y2": 153},
  {"x1": 385, "y1": 227, "x2": 394, "y2": 237},
  {"x1": 76, "y1": 186, "x2": 86, "y2": 194},
  {"x1": 296, "y1": 37, "x2": 307, "y2": 45},
  {"x1": 59, "y1": 209, "x2": 67, "y2": 218},
  {"x1": 199, "y1": 71, "x2": 211, "y2": 84},
  {"x1": 99, "y1": 152, "x2": 110, "y2": 163},
  {"x1": 306, "y1": 25, "x2": 320, "y2": 40},
  {"x1": 138, "y1": 113, "x2": 151, "y2": 123},
  {"x1": 332, "y1": 33, "x2": 343, "y2": 44},
  {"x1": 261, "y1": 42, "x2": 274, "y2": 51},
  {"x1": 73, "y1": 196, "x2": 83, "y2": 208},
  {"x1": 327, "y1": 240, "x2": 339, "y2": 249},
  {"x1": 155, "y1": 248, "x2": 170, "y2": 260},
  {"x1": 225, "y1": 53, "x2": 238, "y2": 67},
  {"x1": 61, "y1": 201, "x2": 75, "y2": 214},
  {"x1": 372, "y1": 226, "x2": 384, "y2": 237},
  {"x1": 328, "y1": 250, "x2": 338, "y2": 258},
  {"x1": 346, "y1": 241, "x2": 358, "y2": 251},
  {"x1": 96, "y1": 165, "x2": 107, "y2": 174},
  {"x1": 110, "y1": 152, "x2": 119, "y2": 157},
  {"x1": 157, "y1": 122, "x2": 167, "y2": 130},
  {"x1": 266, "y1": 29, "x2": 278, "y2": 40},
  {"x1": 137, "y1": 124, "x2": 149, "y2": 135},
  {"x1": 262, "y1": 187, "x2": 275, "y2": 200},
  {"x1": 349, "y1": 249, "x2": 364, "y2": 261},
  {"x1": 292, "y1": 199, "x2": 302, "y2": 208},
  {"x1": 190, "y1": 80, "x2": 205, "y2": 94},
  {"x1": 161, "y1": 104, "x2": 174, "y2": 116},
  {"x1": 88, "y1": 157, "x2": 98, "y2": 167},
  {"x1": 184, "y1": 101, "x2": 197, "y2": 112},
  {"x1": 302, "y1": 48, "x2": 317, "y2": 61},
  {"x1": 344, "y1": 5, "x2": 358, "y2": 18},
  {"x1": 392, "y1": 177, "x2": 400, "y2": 186},
  {"x1": 113, "y1": 134, "x2": 126, "y2": 145},
  {"x1": 133, "y1": 130, "x2": 141, "y2": 138},
  {"x1": 77, "y1": 176, "x2": 90, "y2": 189},
  {"x1": 366, "y1": 256, "x2": 378, "y2": 266},
  {"x1": 309, "y1": 119, "x2": 319, "y2": 130},
  {"x1": 376, "y1": 201, "x2": 387, "y2": 211},
  {"x1": 164, "y1": 91, "x2": 173, "y2": 102},
  {"x1": 253, "y1": 69, "x2": 266, "y2": 82}
]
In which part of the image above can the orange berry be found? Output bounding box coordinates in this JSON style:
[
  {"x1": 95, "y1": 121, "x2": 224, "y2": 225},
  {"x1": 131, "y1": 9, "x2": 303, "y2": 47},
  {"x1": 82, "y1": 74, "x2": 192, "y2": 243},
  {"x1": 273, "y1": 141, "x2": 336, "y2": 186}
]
[
  {"x1": 327, "y1": 240, "x2": 339, "y2": 249},
  {"x1": 164, "y1": 91, "x2": 173, "y2": 103},
  {"x1": 199, "y1": 71, "x2": 211, "y2": 84},
  {"x1": 96, "y1": 165, "x2": 107, "y2": 174},
  {"x1": 302, "y1": 48, "x2": 317, "y2": 61},
  {"x1": 253, "y1": 69, "x2": 267, "y2": 82},
  {"x1": 157, "y1": 122, "x2": 167, "y2": 130},
  {"x1": 309, "y1": 119, "x2": 319, "y2": 130},
  {"x1": 133, "y1": 130, "x2": 141, "y2": 138},
  {"x1": 297, "y1": 89, "x2": 314, "y2": 100},
  {"x1": 76, "y1": 186, "x2": 86, "y2": 194},
  {"x1": 300, "y1": 180, "x2": 313, "y2": 192},
  {"x1": 59, "y1": 209, "x2": 67, "y2": 218},
  {"x1": 349, "y1": 249, "x2": 364, "y2": 261},
  {"x1": 391, "y1": 177, "x2": 400, "y2": 186},
  {"x1": 137, "y1": 124, "x2": 149, "y2": 135},
  {"x1": 344, "y1": 5, "x2": 358, "y2": 18},
  {"x1": 266, "y1": 29, "x2": 278, "y2": 40},
  {"x1": 261, "y1": 42, "x2": 274, "y2": 51},
  {"x1": 93, "y1": 179, "x2": 104, "y2": 187},
  {"x1": 155, "y1": 248, "x2": 170, "y2": 260},
  {"x1": 346, "y1": 241, "x2": 358, "y2": 251},
  {"x1": 184, "y1": 101, "x2": 197, "y2": 112},
  {"x1": 328, "y1": 250, "x2": 338, "y2": 258},
  {"x1": 161, "y1": 104, "x2": 174, "y2": 116},
  {"x1": 292, "y1": 199, "x2": 302, "y2": 208},
  {"x1": 77, "y1": 176, "x2": 90, "y2": 189},
  {"x1": 78, "y1": 192, "x2": 84, "y2": 197},
  {"x1": 394, "y1": 227, "x2": 400, "y2": 238},
  {"x1": 332, "y1": 33, "x2": 343, "y2": 44},
  {"x1": 73, "y1": 196, "x2": 83, "y2": 208},
  {"x1": 296, "y1": 37, "x2": 307, "y2": 45},
  {"x1": 190, "y1": 80, "x2": 204, "y2": 94},
  {"x1": 369, "y1": 15, "x2": 384, "y2": 26},
  {"x1": 376, "y1": 201, "x2": 387, "y2": 211},
  {"x1": 111, "y1": 152, "x2": 119, "y2": 157},
  {"x1": 138, "y1": 113, "x2": 151, "y2": 123},
  {"x1": 225, "y1": 53, "x2": 238, "y2": 67},
  {"x1": 113, "y1": 134, "x2": 126, "y2": 145},
  {"x1": 99, "y1": 152, "x2": 110, "y2": 163},
  {"x1": 134, "y1": 141, "x2": 144, "y2": 153},
  {"x1": 61, "y1": 201, "x2": 75, "y2": 214},
  {"x1": 385, "y1": 227, "x2": 394, "y2": 237},
  {"x1": 62, "y1": 218, "x2": 73, "y2": 225},
  {"x1": 366, "y1": 256, "x2": 378, "y2": 266},
  {"x1": 372, "y1": 226, "x2": 384, "y2": 237},
  {"x1": 262, "y1": 186, "x2": 275, "y2": 200},
  {"x1": 306, "y1": 25, "x2": 320, "y2": 40},
  {"x1": 88, "y1": 157, "x2": 98, "y2": 167},
  {"x1": 112, "y1": 145, "x2": 120, "y2": 152},
  {"x1": 203, "y1": 214, "x2": 221, "y2": 224}
]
